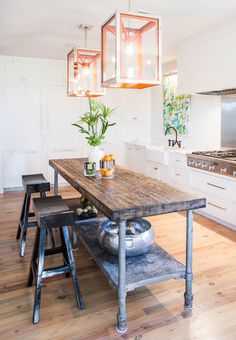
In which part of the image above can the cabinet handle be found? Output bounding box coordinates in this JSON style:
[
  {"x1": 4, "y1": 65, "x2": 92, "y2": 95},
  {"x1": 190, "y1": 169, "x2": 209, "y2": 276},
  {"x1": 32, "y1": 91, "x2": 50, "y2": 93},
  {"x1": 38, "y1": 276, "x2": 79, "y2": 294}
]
[
  {"x1": 53, "y1": 149, "x2": 76, "y2": 152},
  {"x1": 153, "y1": 167, "x2": 158, "y2": 170},
  {"x1": 207, "y1": 182, "x2": 226, "y2": 190},
  {"x1": 7, "y1": 150, "x2": 37, "y2": 155},
  {"x1": 40, "y1": 105, "x2": 43, "y2": 130},
  {"x1": 175, "y1": 159, "x2": 181, "y2": 162},
  {"x1": 208, "y1": 202, "x2": 227, "y2": 211},
  {"x1": 175, "y1": 173, "x2": 181, "y2": 176},
  {"x1": 46, "y1": 106, "x2": 50, "y2": 130}
]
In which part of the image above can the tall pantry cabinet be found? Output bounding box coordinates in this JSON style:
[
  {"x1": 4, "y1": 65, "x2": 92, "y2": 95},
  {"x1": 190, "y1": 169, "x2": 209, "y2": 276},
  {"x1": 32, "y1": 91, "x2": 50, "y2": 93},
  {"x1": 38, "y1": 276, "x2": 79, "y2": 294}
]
[{"x1": 0, "y1": 56, "x2": 83, "y2": 192}]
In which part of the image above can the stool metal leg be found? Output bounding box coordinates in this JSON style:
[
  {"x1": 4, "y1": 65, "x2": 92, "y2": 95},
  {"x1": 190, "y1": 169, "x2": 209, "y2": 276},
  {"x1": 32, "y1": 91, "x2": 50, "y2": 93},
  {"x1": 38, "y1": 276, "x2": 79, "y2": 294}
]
[
  {"x1": 33, "y1": 222, "x2": 47, "y2": 324},
  {"x1": 62, "y1": 226, "x2": 84, "y2": 310},
  {"x1": 27, "y1": 225, "x2": 40, "y2": 287},
  {"x1": 16, "y1": 193, "x2": 27, "y2": 240},
  {"x1": 40, "y1": 191, "x2": 56, "y2": 248},
  {"x1": 59, "y1": 227, "x2": 70, "y2": 278},
  {"x1": 20, "y1": 193, "x2": 31, "y2": 257},
  {"x1": 72, "y1": 228, "x2": 78, "y2": 249}
]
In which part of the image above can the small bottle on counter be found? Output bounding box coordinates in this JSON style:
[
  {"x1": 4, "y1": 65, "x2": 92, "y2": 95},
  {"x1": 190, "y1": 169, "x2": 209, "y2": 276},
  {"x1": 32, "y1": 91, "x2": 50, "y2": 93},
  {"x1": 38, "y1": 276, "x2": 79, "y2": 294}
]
[{"x1": 84, "y1": 162, "x2": 96, "y2": 177}]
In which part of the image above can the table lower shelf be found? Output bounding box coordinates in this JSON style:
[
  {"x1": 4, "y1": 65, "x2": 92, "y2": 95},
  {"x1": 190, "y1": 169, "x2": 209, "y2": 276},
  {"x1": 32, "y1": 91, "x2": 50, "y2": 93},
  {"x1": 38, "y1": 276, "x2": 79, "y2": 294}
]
[{"x1": 75, "y1": 220, "x2": 186, "y2": 292}]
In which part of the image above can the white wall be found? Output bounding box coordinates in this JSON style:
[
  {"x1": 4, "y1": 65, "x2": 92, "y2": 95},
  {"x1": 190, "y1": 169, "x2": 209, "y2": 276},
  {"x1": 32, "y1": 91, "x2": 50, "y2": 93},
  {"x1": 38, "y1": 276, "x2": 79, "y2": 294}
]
[
  {"x1": 151, "y1": 80, "x2": 221, "y2": 150},
  {"x1": 178, "y1": 19, "x2": 236, "y2": 94},
  {"x1": 0, "y1": 55, "x2": 151, "y2": 192}
]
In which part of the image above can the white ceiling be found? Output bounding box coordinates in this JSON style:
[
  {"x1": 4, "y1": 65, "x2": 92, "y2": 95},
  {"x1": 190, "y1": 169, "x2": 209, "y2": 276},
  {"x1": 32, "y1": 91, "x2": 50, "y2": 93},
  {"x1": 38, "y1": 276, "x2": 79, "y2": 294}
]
[{"x1": 0, "y1": 0, "x2": 236, "y2": 63}]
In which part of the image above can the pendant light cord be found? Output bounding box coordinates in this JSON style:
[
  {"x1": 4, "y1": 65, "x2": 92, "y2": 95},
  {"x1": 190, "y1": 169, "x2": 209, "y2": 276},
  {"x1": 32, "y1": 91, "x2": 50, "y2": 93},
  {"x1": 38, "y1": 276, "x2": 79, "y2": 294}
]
[
  {"x1": 128, "y1": 0, "x2": 131, "y2": 11},
  {"x1": 84, "y1": 26, "x2": 87, "y2": 48}
]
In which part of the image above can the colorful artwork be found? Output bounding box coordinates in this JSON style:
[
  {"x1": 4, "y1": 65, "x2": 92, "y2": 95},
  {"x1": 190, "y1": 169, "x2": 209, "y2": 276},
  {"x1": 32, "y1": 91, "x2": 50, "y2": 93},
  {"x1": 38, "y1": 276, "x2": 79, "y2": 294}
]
[{"x1": 163, "y1": 74, "x2": 191, "y2": 135}]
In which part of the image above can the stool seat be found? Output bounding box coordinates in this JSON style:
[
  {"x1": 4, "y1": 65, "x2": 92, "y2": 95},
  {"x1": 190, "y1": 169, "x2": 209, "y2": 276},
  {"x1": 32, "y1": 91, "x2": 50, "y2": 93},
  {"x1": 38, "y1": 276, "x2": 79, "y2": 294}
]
[
  {"x1": 33, "y1": 196, "x2": 75, "y2": 228},
  {"x1": 22, "y1": 174, "x2": 50, "y2": 194}
]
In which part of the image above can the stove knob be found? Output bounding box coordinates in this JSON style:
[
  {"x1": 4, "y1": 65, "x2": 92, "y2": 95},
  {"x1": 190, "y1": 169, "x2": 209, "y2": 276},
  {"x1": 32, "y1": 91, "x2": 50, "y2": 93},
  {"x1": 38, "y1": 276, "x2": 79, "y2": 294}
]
[
  {"x1": 202, "y1": 163, "x2": 208, "y2": 169},
  {"x1": 189, "y1": 160, "x2": 195, "y2": 166},
  {"x1": 196, "y1": 162, "x2": 202, "y2": 167},
  {"x1": 220, "y1": 168, "x2": 227, "y2": 174},
  {"x1": 208, "y1": 165, "x2": 215, "y2": 171}
]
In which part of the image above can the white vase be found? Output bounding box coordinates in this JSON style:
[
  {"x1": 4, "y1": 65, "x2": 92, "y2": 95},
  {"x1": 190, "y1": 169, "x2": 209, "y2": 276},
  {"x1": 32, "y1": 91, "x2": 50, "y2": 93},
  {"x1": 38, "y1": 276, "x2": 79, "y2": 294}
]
[{"x1": 88, "y1": 146, "x2": 104, "y2": 170}]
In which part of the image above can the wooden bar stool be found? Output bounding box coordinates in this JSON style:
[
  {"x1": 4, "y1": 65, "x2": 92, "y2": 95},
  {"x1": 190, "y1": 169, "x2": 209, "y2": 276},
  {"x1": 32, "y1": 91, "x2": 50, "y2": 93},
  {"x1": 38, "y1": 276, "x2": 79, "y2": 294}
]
[
  {"x1": 16, "y1": 174, "x2": 51, "y2": 257},
  {"x1": 27, "y1": 195, "x2": 84, "y2": 324}
]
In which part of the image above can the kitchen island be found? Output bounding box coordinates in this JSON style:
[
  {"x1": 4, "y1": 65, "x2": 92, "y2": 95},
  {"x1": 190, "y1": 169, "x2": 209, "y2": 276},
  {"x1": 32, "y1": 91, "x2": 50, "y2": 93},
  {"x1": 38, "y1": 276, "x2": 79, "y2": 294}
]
[{"x1": 49, "y1": 158, "x2": 206, "y2": 332}]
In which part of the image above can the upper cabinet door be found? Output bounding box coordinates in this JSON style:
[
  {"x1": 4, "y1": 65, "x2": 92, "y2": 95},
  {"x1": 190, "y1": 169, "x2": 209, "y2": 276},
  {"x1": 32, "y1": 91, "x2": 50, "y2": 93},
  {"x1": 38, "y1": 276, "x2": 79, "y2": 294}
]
[
  {"x1": 44, "y1": 62, "x2": 66, "y2": 86},
  {"x1": 4, "y1": 59, "x2": 42, "y2": 84},
  {"x1": 4, "y1": 60, "x2": 23, "y2": 83},
  {"x1": 45, "y1": 87, "x2": 82, "y2": 150},
  {"x1": 3, "y1": 85, "x2": 42, "y2": 150},
  {"x1": 22, "y1": 62, "x2": 42, "y2": 84}
]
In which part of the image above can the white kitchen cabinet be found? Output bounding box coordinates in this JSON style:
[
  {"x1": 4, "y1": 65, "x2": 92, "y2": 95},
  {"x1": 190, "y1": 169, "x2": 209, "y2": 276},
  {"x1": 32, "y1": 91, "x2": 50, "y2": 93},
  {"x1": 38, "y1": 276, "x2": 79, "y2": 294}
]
[
  {"x1": 168, "y1": 151, "x2": 188, "y2": 188},
  {"x1": 146, "y1": 161, "x2": 170, "y2": 182},
  {"x1": 168, "y1": 151, "x2": 187, "y2": 167},
  {"x1": 4, "y1": 59, "x2": 42, "y2": 84},
  {"x1": 44, "y1": 62, "x2": 66, "y2": 86},
  {"x1": 4, "y1": 60, "x2": 22, "y2": 83},
  {"x1": 3, "y1": 150, "x2": 41, "y2": 188},
  {"x1": 203, "y1": 193, "x2": 234, "y2": 225},
  {"x1": 45, "y1": 87, "x2": 81, "y2": 150},
  {"x1": 178, "y1": 20, "x2": 236, "y2": 94},
  {"x1": 133, "y1": 144, "x2": 146, "y2": 174},
  {"x1": 170, "y1": 166, "x2": 188, "y2": 188},
  {"x1": 189, "y1": 168, "x2": 236, "y2": 229},
  {"x1": 45, "y1": 149, "x2": 79, "y2": 185},
  {"x1": 23, "y1": 62, "x2": 42, "y2": 84},
  {"x1": 189, "y1": 169, "x2": 236, "y2": 203},
  {"x1": 2, "y1": 85, "x2": 42, "y2": 150},
  {"x1": 126, "y1": 143, "x2": 134, "y2": 170},
  {"x1": 146, "y1": 161, "x2": 159, "y2": 180}
]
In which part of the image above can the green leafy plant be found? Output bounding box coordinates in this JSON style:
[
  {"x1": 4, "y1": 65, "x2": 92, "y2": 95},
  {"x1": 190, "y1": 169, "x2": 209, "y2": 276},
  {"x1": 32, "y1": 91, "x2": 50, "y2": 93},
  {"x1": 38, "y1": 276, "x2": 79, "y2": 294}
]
[{"x1": 72, "y1": 98, "x2": 116, "y2": 146}]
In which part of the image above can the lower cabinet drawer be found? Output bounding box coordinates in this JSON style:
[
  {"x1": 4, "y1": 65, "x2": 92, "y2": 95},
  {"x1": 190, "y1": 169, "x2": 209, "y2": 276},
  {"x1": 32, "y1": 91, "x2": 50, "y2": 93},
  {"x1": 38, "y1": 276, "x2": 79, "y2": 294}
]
[
  {"x1": 171, "y1": 166, "x2": 188, "y2": 187},
  {"x1": 146, "y1": 161, "x2": 159, "y2": 180},
  {"x1": 189, "y1": 169, "x2": 236, "y2": 202},
  {"x1": 202, "y1": 194, "x2": 234, "y2": 225}
]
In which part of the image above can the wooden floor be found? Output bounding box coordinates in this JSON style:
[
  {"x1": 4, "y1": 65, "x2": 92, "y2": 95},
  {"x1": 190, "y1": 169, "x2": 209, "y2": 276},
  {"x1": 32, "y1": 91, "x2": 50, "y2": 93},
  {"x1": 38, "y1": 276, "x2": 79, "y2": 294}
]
[{"x1": 0, "y1": 187, "x2": 236, "y2": 340}]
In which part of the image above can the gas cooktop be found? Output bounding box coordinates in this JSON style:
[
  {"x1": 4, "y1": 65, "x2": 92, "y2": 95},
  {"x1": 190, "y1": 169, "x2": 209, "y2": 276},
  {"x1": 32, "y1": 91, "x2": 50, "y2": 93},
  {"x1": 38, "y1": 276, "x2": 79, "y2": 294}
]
[
  {"x1": 187, "y1": 150, "x2": 236, "y2": 177},
  {"x1": 192, "y1": 150, "x2": 236, "y2": 159}
]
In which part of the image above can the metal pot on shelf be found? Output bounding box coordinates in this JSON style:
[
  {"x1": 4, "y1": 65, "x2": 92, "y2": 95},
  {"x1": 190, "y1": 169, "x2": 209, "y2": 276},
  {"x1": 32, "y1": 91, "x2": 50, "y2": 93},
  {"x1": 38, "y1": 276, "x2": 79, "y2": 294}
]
[{"x1": 97, "y1": 218, "x2": 155, "y2": 257}]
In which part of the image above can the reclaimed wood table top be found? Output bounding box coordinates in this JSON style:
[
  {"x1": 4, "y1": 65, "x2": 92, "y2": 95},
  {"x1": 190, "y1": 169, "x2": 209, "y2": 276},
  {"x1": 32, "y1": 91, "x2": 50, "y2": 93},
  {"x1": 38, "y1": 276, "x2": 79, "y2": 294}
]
[{"x1": 49, "y1": 158, "x2": 206, "y2": 221}]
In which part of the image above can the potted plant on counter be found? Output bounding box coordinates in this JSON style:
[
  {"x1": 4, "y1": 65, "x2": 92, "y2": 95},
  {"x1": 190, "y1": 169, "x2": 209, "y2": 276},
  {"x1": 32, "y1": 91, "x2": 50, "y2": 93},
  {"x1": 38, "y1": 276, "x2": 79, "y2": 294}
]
[{"x1": 72, "y1": 98, "x2": 116, "y2": 170}]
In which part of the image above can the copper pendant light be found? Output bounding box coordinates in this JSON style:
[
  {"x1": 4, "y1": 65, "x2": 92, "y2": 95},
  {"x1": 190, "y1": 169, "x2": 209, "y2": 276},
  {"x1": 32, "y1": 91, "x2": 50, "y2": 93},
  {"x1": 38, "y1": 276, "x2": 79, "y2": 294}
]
[
  {"x1": 67, "y1": 25, "x2": 105, "y2": 97},
  {"x1": 101, "y1": 1, "x2": 161, "y2": 89}
]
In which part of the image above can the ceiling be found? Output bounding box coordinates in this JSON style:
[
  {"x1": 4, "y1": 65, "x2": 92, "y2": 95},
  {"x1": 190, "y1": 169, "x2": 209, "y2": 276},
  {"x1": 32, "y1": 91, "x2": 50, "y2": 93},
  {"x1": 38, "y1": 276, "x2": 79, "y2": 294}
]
[{"x1": 0, "y1": 0, "x2": 236, "y2": 63}]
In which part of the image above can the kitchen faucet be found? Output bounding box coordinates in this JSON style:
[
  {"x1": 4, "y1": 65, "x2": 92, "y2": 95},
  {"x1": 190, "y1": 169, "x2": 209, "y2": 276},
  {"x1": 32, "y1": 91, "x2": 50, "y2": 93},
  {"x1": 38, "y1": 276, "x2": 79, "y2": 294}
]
[{"x1": 164, "y1": 125, "x2": 182, "y2": 148}]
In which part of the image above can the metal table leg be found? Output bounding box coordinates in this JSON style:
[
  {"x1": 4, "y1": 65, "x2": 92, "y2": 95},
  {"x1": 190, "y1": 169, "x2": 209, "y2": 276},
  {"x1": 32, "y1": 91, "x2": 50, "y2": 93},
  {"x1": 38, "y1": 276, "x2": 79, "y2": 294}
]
[
  {"x1": 116, "y1": 220, "x2": 127, "y2": 332},
  {"x1": 184, "y1": 209, "x2": 193, "y2": 310},
  {"x1": 54, "y1": 169, "x2": 58, "y2": 195}
]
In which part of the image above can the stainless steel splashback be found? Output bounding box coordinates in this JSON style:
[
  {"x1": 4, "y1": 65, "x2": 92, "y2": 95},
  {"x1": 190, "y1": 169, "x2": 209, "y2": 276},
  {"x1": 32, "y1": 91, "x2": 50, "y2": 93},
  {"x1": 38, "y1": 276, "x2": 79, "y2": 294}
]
[{"x1": 221, "y1": 96, "x2": 236, "y2": 147}]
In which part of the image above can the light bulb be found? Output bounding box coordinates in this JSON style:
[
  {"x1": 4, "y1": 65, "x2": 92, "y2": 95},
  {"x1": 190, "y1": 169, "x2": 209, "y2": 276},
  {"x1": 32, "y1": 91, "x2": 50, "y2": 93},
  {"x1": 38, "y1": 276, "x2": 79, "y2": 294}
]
[
  {"x1": 83, "y1": 65, "x2": 90, "y2": 76},
  {"x1": 126, "y1": 42, "x2": 135, "y2": 56}
]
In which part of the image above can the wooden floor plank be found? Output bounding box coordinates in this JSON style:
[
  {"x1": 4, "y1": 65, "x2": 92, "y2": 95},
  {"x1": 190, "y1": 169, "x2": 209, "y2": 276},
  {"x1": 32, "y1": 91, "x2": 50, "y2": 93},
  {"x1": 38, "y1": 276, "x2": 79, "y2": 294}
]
[{"x1": 0, "y1": 187, "x2": 235, "y2": 339}]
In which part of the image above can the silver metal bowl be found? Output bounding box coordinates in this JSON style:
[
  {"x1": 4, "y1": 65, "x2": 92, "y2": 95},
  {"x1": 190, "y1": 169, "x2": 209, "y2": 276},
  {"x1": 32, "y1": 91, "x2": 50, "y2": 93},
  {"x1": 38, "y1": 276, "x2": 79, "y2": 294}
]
[{"x1": 97, "y1": 219, "x2": 155, "y2": 257}]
